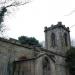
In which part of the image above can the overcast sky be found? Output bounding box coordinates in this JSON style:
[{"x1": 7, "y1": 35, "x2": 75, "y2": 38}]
[{"x1": 3, "y1": 0, "x2": 75, "y2": 44}]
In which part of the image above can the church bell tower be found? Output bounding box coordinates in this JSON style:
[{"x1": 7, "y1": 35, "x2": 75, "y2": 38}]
[{"x1": 44, "y1": 22, "x2": 71, "y2": 54}]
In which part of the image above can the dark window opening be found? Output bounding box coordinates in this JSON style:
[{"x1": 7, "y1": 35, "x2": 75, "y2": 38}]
[
  {"x1": 64, "y1": 33, "x2": 68, "y2": 46},
  {"x1": 51, "y1": 33, "x2": 56, "y2": 47},
  {"x1": 43, "y1": 57, "x2": 50, "y2": 75}
]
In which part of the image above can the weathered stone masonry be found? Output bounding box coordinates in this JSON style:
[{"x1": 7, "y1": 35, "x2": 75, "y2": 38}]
[{"x1": 0, "y1": 22, "x2": 70, "y2": 75}]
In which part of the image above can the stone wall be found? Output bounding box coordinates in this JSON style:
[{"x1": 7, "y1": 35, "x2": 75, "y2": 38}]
[
  {"x1": 0, "y1": 38, "x2": 35, "y2": 75},
  {"x1": 0, "y1": 36, "x2": 69, "y2": 75},
  {"x1": 44, "y1": 22, "x2": 71, "y2": 55},
  {"x1": 44, "y1": 22, "x2": 70, "y2": 75}
]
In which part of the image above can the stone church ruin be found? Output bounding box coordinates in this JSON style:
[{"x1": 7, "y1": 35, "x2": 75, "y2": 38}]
[{"x1": 0, "y1": 22, "x2": 70, "y2": 75}]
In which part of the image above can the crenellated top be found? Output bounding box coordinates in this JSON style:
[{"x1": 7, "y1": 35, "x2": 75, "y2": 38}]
[{"x1": 44, "y1": 22, "x2": 70, "y2": 32}]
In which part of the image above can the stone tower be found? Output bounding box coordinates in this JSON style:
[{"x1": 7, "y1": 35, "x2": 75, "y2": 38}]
[{"x1": 44, "y1": 22, "x2": 71, "y2": 55}]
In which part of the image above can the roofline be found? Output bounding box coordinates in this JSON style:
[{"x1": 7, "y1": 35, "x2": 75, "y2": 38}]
[{"x1": 0, "y1": 37, "x2": 66, "y2": 57}]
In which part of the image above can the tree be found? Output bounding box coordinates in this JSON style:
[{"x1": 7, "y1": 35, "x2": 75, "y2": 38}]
[
  {"x1": 0, "y1": 0, "x2": 30, "y2": 33},
  {"x1": 18, "y1": 36, "x2": 41, "y2": 47},
  {"x1": 66, "y1": 47, "x2": 75, "y2": 75}
]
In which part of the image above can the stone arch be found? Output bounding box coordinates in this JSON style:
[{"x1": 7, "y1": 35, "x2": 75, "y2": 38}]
[
  {"x1": 42, "y1": 56, "x2": 50, "y2": 75},
  {"x1": 51, "y1": 33, "x2": 56, "y2": 47},
  {"x1": 18, "y1": 56, "x2": 27, "y2": 61},
  {"x1": 64, "y1": 33, "x2": 68, "y2": 46}
]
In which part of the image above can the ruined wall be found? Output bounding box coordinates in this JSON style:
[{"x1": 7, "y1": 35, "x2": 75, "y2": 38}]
[
  {"x1": 0, "y1": 28, "x2": 70, "y2": 75},
  {"x1": 35, "y1": 54, "x2": 56, "y2": 75},
  {"x1": 0, "y1": 38, "x2": 35, "y2": 75},
  {"x1": 14, "y1": 59, "x2": 35, "y2": 75}
]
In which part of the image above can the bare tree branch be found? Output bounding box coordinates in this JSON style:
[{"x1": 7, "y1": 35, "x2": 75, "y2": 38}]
[
  {"x1": 5, "y1": 0, "x2": 31, "y2": 8},
  {"x1": 0, "y1": 0, "x2": 31, "y2": 34},
  {"x1": 64, "y1": 9, "x2": 75, "y2": 16},
  {"x1": 70, "y1": 24, "x2": 75, "y2": 28}
]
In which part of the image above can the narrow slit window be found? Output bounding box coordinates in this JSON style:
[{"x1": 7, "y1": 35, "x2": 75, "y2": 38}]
[
  {"x1": 51, "y1": 33, "x2": 56, "y2": 47},
  {"x1": 64, "y1": 33, "x2": 68, "y2": 46}
]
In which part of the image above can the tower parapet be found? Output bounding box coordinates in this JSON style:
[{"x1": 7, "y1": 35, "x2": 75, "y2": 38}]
[
  {"x1": 44, "y1": 22, "x2": 71, "y2": 55},
  {"x1": 44, "y1": 22, "x2": 70, "y2": 32}
]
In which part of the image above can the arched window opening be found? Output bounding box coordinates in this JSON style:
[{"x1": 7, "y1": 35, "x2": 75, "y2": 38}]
[
  {"x1": 51, "y1": 33, "x2": 56, "y2": 47},
  {"x1": 64, "y1": 33, "x2": 68, "y2": 46},
  {"x1": 43, "y1": 57, "x2": 50, "y2": 75}
]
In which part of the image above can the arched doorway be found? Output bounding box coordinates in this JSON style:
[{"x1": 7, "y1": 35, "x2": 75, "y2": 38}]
[{"x1": 42, "y1": 57, "x2": 50, "y2": 75}]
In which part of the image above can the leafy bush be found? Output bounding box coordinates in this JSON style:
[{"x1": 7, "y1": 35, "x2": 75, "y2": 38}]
[{"x1": 18, "y1": 36, "x2": 41, "y2": 47}]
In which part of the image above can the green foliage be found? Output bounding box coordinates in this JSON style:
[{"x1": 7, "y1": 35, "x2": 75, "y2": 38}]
[
  {"x1": 18, "y1": 36, "x2": 41, "y2": 47},
  {"x1": 66, "y1": 47, "x2": 75, "y2": 75},
  {"x1": 0, "y1": 7, "x2": 7, "y2": 23},
  {"x1": 0, "y1": 7, "x2": 7, "y2": 32}
]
